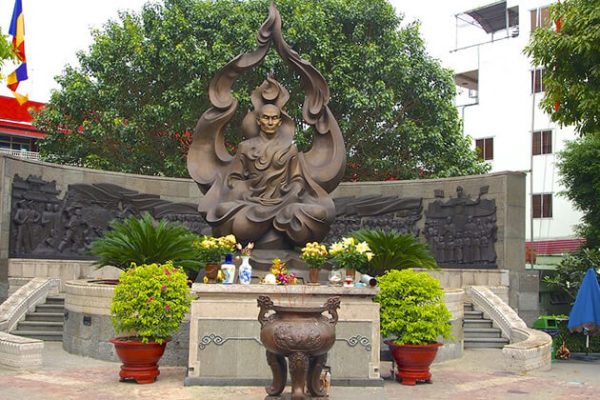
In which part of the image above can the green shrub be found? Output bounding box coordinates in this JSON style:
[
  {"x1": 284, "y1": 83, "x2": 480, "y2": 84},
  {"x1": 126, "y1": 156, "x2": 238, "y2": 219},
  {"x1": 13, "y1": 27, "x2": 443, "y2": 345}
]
[
  {"x1": 543, "y1": 248, "x2": 600, "y2": 301},
  {"x1": 89, "y1": 213, "x2": 201, "y2": 272},
  {"x1": 352, "y1": 229, "x2": 438, "y2": 276},
  {"x1": 375, "y1": 269, "x2": 452, "y2": 345},
  {"x1": 110, "y1": 261, "x2": 191, "y2": 344}
]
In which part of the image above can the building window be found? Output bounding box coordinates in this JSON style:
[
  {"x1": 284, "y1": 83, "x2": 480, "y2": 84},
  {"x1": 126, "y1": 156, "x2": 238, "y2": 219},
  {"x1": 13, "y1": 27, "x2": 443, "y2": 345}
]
[
  {"x1": 531, "y1": 68, "x2": 544, "y2": 93},
  {"x1": 532, "y1": 193, "x2": 553, "y2": 218},
  {"x1": 532, "y1": 130, "x2": 552, "y2": 155},
  {"x1": 0, "y1": 135, "x2": 35, "y2": 151},
  {"x1": 530, "y1": 6, "x2": 551, "y2": 32},
  {"x1": 475, "y1": 137, "x2": 494, "y2": 161}
]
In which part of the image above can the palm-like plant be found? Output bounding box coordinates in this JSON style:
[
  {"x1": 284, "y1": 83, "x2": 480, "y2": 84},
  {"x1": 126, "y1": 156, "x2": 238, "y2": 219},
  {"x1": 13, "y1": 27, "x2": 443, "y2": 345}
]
[
  {"x1": 90, "y1": 213, "x2": 201, "y2": 272},
  {"x1": 351, "y1": 229, "x2": 438, "y2": 276}
]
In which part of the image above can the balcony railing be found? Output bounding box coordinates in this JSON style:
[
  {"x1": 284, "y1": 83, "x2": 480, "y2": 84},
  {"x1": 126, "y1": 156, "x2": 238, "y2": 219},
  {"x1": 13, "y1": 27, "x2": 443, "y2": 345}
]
[{"x1": 0, "y1": 148, "x2": 40, "y2": 160}]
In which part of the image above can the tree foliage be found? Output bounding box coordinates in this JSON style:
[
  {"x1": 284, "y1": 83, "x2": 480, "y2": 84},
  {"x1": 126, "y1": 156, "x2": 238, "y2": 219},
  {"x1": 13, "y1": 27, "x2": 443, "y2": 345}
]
[
  {"x1": 0, "y1": 29, "x2": 16, "y2": 80},
  {"x1": 543, "y1": 248, "x2": 600, "y2": 301},
  {"x1": 35, "y1": 0, "x2": 487, "y2": 180},
  {"x1": 557, "y1": 133, "x2": 600, "y2": 246},
  {"x1": 525, "y1": 0, "x2": 600, "y2": 136}
]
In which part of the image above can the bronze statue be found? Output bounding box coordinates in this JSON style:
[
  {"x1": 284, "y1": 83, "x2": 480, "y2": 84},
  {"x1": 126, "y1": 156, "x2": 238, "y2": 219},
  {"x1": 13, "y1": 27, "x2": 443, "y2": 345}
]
[{"x1": 187, "y1": 4, "x2": 346, "y2": 249}]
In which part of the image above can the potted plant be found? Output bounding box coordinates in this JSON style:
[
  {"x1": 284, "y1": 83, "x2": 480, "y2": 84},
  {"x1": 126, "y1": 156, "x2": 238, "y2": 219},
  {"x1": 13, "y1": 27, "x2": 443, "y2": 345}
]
[
  {"x1": 375, "y1": 269, "x2": 452, "y2": 385},
  {"x1": 300, "y1": 242, "x2": 328, "y2": 284},
  {"x1": 110, "y1": 261, "x2": 191, "y2": 384},
  {"x1": 89, "y1": 213, "x2": 201, "y2": 279},
  {"x1": 192, "y1": 234, "x2": 237, "y2": 283},
  {"x1": 352, "y1": 229, "x2": 438, "y2": 276},
  {"x1": 328, "y1": 236, "x2": 373, "y2": 282}
]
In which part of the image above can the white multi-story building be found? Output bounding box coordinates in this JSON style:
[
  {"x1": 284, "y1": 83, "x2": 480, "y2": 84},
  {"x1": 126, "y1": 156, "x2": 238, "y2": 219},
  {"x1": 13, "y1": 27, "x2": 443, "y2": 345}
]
[{"x1": 447, "y1": 0, "x2": 583, "y2": 260}]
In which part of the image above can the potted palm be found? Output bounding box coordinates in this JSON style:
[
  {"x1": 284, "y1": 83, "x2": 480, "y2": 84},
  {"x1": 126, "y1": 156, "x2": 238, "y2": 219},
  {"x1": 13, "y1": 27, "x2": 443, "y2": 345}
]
[
  {"x1": 89, "y1": 213, "x2": 201, "y2": 279},
  {"x1": 352, "y1": 229, "x2": 438, "y2": 276},
  {"x1": 110, "y1": 261, "x2": 191, "y2": 384},
  {"x1": 300, "y1": 242, "x2": 328, "y2": 284},
  {"x1": 375, "y1": 269, "x2": 452, "y2": 385}
]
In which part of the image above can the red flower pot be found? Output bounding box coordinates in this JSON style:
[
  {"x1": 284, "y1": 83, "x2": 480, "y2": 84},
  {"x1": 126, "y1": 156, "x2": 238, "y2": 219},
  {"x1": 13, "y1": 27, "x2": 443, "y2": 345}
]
[
  {"x1": 386, "y1": 341, "x2": 442, "y2": 385},
  {"x1": 110, "y1": 337, "x2": 167, "y2": 384}
]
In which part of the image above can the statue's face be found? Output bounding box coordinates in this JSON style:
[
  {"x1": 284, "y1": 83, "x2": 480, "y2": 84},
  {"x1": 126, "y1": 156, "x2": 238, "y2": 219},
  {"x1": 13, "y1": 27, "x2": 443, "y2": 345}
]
[{"x1": 257, "y1": 106, "x2": 282, "y2": 135}]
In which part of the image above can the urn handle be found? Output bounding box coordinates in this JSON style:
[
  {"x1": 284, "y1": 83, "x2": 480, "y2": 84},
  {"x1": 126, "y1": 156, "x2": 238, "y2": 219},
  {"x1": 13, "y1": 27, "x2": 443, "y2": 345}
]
[
  {"x1": 324, "y1": 296, "x2": 341, "y2": 325},
  {"x1": 257, "y1": 295, "x2": 275, "y2": 327}
]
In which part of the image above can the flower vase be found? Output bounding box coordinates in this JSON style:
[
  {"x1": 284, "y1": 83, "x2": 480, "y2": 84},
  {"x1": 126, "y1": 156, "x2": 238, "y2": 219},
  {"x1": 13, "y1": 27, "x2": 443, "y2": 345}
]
[
  {"x1": 238, "y1": 256, "x2": 253, "y2": 285},
  {"x1": 204, "y1": 263, "x2": 220, "y2": 284},
  {"x1": 308, "y1": 268, "x2": 321, "y2": 285}
]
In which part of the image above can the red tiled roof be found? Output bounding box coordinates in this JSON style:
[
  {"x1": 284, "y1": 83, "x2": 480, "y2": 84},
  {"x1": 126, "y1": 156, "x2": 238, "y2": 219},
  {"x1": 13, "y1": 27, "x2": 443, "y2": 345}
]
[
  {"x1": 0, "y1": 95, "x2": 46, "y2": 138},
  {"x1": 526, "y1": 239, "x2": 585, "y2": 255}
]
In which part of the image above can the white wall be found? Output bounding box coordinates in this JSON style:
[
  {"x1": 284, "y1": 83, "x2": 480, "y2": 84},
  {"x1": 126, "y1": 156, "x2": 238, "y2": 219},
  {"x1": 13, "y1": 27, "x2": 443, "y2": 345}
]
[{"x1": 449, "y1": 0, "x2": 583, "y2": 242}]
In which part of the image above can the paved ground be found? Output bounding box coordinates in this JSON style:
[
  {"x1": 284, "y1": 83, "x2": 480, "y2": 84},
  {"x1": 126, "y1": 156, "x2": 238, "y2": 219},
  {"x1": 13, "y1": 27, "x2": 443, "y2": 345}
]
[{"x1": 0, "y1": 343, "x2": 598, "y2": 399}]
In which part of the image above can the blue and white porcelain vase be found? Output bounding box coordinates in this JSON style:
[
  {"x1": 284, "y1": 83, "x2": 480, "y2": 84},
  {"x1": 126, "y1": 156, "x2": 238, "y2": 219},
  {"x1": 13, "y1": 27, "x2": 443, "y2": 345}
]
[{"x1": 238, "y1": 256, "x2": 253, "y2": 285}]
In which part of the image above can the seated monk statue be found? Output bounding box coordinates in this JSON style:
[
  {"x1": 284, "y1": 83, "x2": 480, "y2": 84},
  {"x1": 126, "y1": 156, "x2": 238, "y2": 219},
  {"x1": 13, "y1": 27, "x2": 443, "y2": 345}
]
[
  {"x1": 197, "y1": 100, "x2": 335, "y2": 249},
  {"x1": 187, "y1": 6, "x2": 346, "y2": 250}
]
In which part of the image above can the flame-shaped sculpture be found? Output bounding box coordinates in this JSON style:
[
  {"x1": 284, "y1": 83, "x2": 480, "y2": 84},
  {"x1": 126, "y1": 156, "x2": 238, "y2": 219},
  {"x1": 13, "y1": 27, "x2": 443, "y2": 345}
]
[{"x1": 187, "y1": 4, "x2": 346, "y2": 249}]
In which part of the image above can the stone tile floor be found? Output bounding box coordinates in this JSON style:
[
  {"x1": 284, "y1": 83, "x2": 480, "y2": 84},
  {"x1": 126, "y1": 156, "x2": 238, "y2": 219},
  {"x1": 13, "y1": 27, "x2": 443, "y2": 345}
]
[{"x1": 0, "y1": 343, "x2": 598, "y2": 399}]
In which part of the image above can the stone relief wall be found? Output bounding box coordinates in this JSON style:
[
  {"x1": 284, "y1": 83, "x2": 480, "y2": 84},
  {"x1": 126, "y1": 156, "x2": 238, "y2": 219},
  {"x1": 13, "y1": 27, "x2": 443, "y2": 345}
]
[
  {"x1": 0, "y1": 155, "x2": 525, "y2": 272},
  {"x1": 423, "y1": 186, "x2": 497, "y2": 267},
  {"x1": 9, "y1": 174, "x2": 208, "y2": 259},
  {"x1": 9, "y1": 174, "x2": 499, "y2": 268}
]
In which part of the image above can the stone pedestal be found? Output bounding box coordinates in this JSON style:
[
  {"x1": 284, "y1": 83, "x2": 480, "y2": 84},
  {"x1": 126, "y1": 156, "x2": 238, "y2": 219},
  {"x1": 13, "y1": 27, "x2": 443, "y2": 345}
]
[{"x1": 185, "y1": 284, "x2": 382, "y2": 387}]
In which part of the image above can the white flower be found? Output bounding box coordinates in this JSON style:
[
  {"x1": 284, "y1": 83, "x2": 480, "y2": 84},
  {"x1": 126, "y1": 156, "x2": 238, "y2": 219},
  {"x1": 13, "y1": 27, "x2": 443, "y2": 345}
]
[
  {"x1": 342, "y1": 237, "x2": 356, "y2": 247},
  {"x1": 329, "y1": 242, "x2": 344, "y2": 255}
]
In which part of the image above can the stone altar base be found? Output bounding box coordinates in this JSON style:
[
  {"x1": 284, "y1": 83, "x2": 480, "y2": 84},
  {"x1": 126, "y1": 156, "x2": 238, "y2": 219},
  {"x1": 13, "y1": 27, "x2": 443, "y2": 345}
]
[{"x1": 185, "y1": 284, "x2": 382, "y2": 387}]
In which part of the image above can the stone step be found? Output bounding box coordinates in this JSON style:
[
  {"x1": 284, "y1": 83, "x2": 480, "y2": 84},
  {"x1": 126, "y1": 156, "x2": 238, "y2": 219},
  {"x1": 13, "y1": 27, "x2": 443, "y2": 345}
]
[
  {"x1": 464, "y1": 337, "x2": 509, "y2": 349},
  {"x1": 44, "y1": 296, "x2": 65, "y2": 305},
  {"x1": 8, "y1": 330, "x2": 63, "y2": 342},
  {"x1": 464, "y1": 327, "x2": 503, "y2": 339},
  {"x1": 16, "y1": 321, "x2": 63, "y2": 332},
  {"x1": 463, "y1": 319, "x2": 493, "y2": 329},
  {"x1": 25, "y1": 312, "x2": 65, "y2": 323},
  {"x1": 35, "y1": 304, "x2": 64, "y2": 314},
  {"x1": 463, "y1": 302, "x2": 474, "y2": 311},
  {"x1": 464, "y1": 310, "x2": 484, "y2": 319}
]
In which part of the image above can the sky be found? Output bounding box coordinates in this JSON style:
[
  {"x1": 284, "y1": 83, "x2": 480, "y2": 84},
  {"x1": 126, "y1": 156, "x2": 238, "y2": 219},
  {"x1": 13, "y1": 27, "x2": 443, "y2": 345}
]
[{"x1": 0, "y1": 0, "x2": 483, "y2": 103}]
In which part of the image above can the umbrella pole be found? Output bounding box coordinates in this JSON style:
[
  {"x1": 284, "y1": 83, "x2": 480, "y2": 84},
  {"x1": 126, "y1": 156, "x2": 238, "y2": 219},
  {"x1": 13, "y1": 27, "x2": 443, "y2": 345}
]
[{"x1": 586, "y1": 334, "x2": 590, "y2": 355}]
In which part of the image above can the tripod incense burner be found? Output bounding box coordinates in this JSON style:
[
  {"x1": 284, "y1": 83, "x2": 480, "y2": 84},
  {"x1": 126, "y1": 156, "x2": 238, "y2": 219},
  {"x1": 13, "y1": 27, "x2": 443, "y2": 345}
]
[{"x1": 257, "y1": 295, "x2": 340, "y2": 400}]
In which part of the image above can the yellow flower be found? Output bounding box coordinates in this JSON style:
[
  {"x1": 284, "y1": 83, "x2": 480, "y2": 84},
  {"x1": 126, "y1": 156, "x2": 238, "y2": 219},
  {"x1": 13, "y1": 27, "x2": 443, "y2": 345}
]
[
  {"x1": 356, "y1": 241, "x2": 371, "y2": 254},
  {"x1": 366, "y1": 252, "x2": 374, "y2": 261}
]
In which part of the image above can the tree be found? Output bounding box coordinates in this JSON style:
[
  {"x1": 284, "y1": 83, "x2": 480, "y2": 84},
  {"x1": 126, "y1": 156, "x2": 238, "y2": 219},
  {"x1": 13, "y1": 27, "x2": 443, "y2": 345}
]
[
  {"x1": 0, "y1": 30, "x2": 16, "y2": 79},
  {"x1": 557, "y1": 132, "x2": 600, "y2": 247},
  {"x1": 35, "y1": 0, "x2": 488, "y2": 180},
  {"x1": 524, "y1": 0, "x2": 600, "y2": 136}
]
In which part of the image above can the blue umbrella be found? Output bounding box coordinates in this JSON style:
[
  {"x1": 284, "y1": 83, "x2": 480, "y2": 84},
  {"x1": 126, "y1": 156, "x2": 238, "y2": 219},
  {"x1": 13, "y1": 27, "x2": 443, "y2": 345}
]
[{"x1": 568, "y1": 268, "x2": 600, "y2": 350}]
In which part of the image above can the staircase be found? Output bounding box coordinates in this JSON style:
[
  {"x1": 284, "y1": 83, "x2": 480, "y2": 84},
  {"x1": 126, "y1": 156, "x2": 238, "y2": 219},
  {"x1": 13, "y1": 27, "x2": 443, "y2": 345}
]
[
  {"x1": 463, "y1": 302, "x2": 509, "y2": 348},
  {"x1": 10, "y1": 296, "x2": 64, "y2": 341}
]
